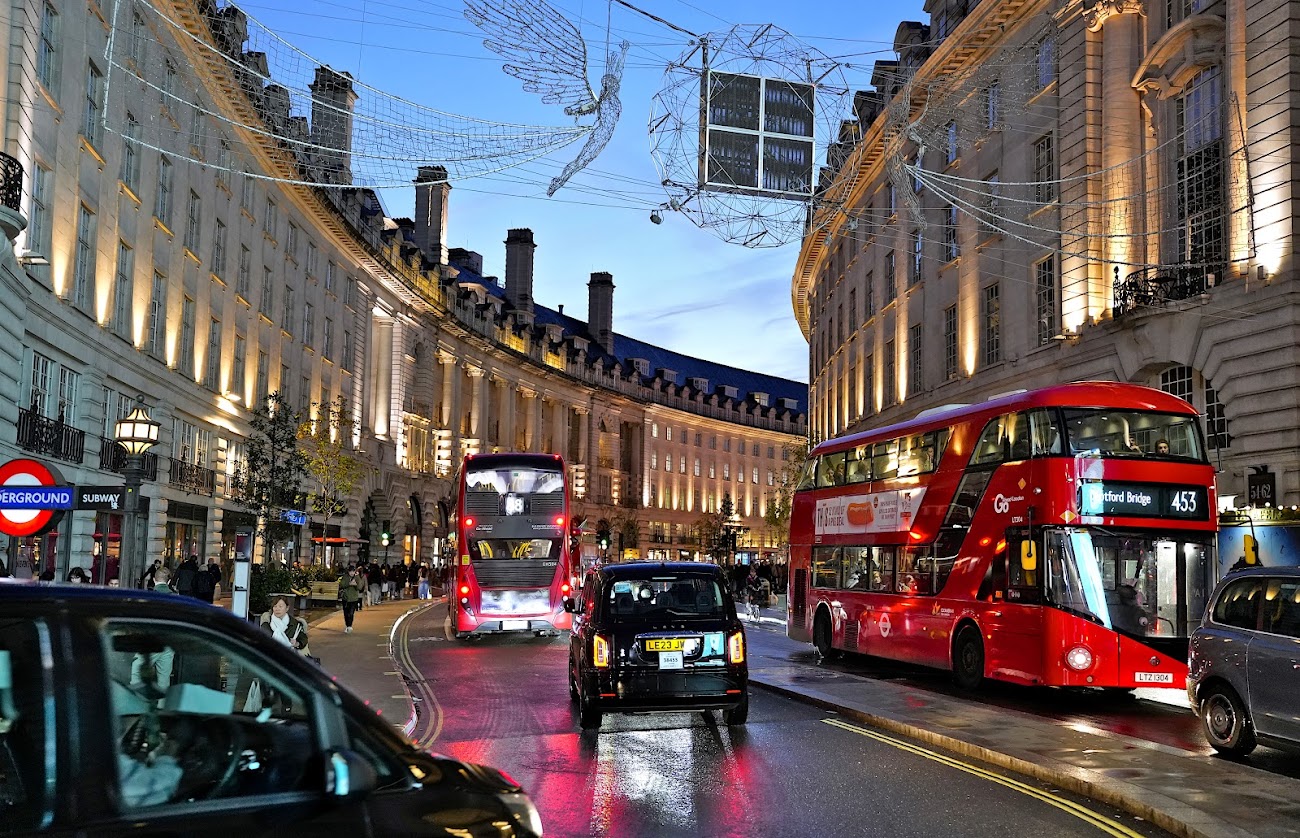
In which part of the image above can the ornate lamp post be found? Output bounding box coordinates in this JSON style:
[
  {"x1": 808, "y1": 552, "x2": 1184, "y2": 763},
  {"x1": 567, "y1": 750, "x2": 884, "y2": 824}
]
[{"x1": 115, "y1": 398, "x2": 160, "y2": 589}]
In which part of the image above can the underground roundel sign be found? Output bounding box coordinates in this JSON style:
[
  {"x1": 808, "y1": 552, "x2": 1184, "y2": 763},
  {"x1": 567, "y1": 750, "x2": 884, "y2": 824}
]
[{"x1": 0, "y1": 459, "x2": 73, "y2": 537}]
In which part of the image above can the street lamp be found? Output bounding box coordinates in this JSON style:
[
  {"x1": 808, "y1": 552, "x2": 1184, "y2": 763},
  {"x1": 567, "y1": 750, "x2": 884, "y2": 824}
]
[{"x1": 115, "y1": 397, "x2": 160, "y2": 589}]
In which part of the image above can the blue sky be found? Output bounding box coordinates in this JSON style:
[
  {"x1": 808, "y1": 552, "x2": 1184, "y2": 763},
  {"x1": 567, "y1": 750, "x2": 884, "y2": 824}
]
[{"x1": 237, "y1": 0, "x2": 926, "y2": 382}]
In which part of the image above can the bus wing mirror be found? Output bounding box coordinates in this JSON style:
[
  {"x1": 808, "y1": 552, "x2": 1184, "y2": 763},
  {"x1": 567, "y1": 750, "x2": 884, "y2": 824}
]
[{"x1": 1020, "y1": 541, "x2": 1037, "y2": 572}]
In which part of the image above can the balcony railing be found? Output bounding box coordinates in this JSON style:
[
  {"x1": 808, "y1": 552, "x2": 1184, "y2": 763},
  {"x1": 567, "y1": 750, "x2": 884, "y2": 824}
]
[
  {"x1": 98, "y1": 436, "x2": 159, "y2": 481},
  {"x1": 0, "y1": 152, "x2": 22, "y2": 211},
  {"x1": 16, "y1": 408, "x2": 85, "y2": 464},
  {"x1": 169, "y1": 459, "x2": 216, "y2": 496},
  {"x1": 1113, "y1": 264, "x2": 1217, "y2": 317}
]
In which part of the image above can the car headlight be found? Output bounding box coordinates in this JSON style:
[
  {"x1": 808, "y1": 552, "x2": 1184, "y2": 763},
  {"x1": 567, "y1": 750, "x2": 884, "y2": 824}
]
[{"x1": 501, "y1": 792, "x2": 544, "y2": 837}]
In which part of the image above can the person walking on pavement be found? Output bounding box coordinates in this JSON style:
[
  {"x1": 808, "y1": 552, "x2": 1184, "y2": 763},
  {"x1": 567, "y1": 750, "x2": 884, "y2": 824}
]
[
  {"x1": 368, "y1": 564, "x2": 382, "y2": 606},
  {"x1": 193, "y1": 559, "x2": 217, "y2": 604},
  {"x1": 140, "y1": 559, "x2": 162, "y2": 590},
  {"x1": 174, "y1": 555, "x2": 200, "y2": 599},
  {"x1": 418, "y1": 563, "x2": 430, "y2": 600},
  {"x1": 340, "y1": 566, "x2": 363, "y2": 633}
]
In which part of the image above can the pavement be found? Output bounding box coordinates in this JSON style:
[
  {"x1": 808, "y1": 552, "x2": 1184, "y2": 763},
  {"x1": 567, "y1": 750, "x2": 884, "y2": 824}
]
[{"x1": 298, "y1": 594, "x2": 1300, "y2": 838}]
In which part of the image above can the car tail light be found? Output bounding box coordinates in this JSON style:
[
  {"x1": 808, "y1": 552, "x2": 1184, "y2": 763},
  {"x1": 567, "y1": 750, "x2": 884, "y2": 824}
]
[
  {"x1": 1065, "y1": 645, "x2": 1094, "y2": 672},
  {"x1": 728, "y1": 631, "x2": 745, "y2": 664},
  {"x1": 593, "y1": 635, "x2": 611, "y2": 668}
]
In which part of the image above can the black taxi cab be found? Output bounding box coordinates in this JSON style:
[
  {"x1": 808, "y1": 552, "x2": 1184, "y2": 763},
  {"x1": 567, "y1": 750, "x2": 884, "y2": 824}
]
[
  {"x1": 564, "y1": 562, "x2": 748, "y2": 729},
  {"x1": 0, "y1": 583, "x2": 542, "y2": 837}
]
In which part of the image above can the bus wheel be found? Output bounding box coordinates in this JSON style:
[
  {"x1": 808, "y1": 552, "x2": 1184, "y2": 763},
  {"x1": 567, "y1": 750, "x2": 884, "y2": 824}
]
[
  {"x1": 1201, "y1": 684, "x2": 1257, "y2": 757},
  {"x1": 952, "y1": 625, "x2": 984, "y2": 690},
  {"x1": 813, "y1": 611, "x2": 840, "y2": 661}
]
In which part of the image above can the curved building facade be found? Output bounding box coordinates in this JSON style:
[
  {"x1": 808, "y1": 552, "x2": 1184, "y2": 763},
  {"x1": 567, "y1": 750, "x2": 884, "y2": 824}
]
[
  {"x1": 795, "y1": 0, "x2": 1297, "y2": 507},
  {"x1": 0, "y1": 1, "x2": 805, "y2": 582}
]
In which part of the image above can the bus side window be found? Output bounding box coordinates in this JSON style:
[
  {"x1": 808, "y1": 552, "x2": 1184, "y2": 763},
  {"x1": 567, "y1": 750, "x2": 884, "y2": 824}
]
[
  {"x1": 870, "y1": 547, "x2": 896, "y2": 593},
  {"x1": 1028, "y1": 409, "x2": 1062, "y2": 456},
  {"x1": 812, "y1": 546, "x2": 841, "y2": 589},
  {"x1": 971, "y1": 417, "x2": 1009, "y2": 466}
]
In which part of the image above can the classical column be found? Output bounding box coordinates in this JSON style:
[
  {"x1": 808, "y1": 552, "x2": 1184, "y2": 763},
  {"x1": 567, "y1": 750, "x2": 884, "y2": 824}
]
[
  {"x1": 576, "y1": 406, "x2": 590, "y2": 464},
  {"x1": 466, "y1": 365, "x2": 485, "y2": 438},
  {"x1": 520, "y1": 386, "x2": 538, "y2": 451},
  {"x1": 372, "y1": 314, "x2": 394, "y2": 439},
  {"x1": 554, "y1": 400, "x2": 570, "y2": 460},
  {"x1": 491, "y1": 375, "x2": 511, "y2": 450},
  {"x1": 438, "y1": 351, "x2": 457, "y2": 430}
]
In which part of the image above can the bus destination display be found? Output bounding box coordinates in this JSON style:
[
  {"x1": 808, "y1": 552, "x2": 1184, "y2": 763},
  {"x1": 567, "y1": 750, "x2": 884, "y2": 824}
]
[{"x1": 1078, "y1": 482, "x2": 1208, "y2": 520}]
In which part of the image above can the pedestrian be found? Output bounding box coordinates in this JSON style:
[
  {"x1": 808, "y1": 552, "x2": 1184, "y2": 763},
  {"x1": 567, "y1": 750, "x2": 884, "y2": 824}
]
[
  {"x1": 140, "y1": 559, "x2": 162, "y2": 590},
  {"x1": 379, "y1": 562, "x2": 392, "y2": 601},
  {"x1": 340, "y1": 566, "x2": 363, "y2": 633},
  {"x1": 175, "y1": 555, "x2": 200, "y2": 599},
  {"x1": 207, "y1": 562, "x2": 223, "y2": 600},
  {"x1": 744, "y1": 568, "x2": 764, "y2": 620},
  {"x1": 152, "y1": 566, "x2": 175, "y2": 594},
  {"x1": 193, "y1": 559, "x2": 217, "y2": 604},
  {"x1": 259, "y1": 595, "x2": 311, "y2": 656},
  {"x1": 418, "y1": 563, "x2": 430, "y2": 600},
  {"x1": 66, "y1": 567, "x2": 88, "y2": 584},
  {"x1": 367, "y1": 564, "x2": 382, "y2": 606}
]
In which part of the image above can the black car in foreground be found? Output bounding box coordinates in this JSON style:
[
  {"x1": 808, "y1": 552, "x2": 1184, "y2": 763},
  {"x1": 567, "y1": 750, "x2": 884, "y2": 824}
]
[
  {"x1": 0, "y1": 583, "x2": 542, "y2": 837},
  {"x1": 565, "y1": 562, "x2": 748, "y2": 729}
]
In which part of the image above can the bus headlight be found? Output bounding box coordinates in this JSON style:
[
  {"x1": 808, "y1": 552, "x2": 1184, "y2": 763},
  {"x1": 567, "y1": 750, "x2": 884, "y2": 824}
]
[{"x1": 1065, "y1": 645, "x2": 1094, "y2": 671}]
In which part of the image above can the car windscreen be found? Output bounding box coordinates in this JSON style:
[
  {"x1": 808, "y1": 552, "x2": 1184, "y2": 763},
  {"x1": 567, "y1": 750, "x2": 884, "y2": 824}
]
[{"x1": 604, "y1": 576, "x2": 726, "y2": 620}]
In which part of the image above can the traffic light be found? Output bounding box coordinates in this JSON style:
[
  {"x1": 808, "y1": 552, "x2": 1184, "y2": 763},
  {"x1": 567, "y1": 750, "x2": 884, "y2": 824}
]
[
  {"x1": 380, "y1": 520, "x2": 392, "y2": 547},
  {"x1": 596, "y1": 519, "x2": 611, "y2": 551}
]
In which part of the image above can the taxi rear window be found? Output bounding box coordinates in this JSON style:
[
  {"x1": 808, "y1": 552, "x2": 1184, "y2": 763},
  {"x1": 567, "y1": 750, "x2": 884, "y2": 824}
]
[{"x1": 605, "y1": 576, "x2": 725, "y2": 619}]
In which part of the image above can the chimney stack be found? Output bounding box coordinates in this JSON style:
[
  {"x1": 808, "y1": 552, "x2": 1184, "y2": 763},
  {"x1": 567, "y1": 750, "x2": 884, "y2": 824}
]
[
  {"x1": 504, "y1": 228, "x2": 536, "y2": 313},
  {"x1": 309, "y1": 67, "x2": 358, "y2": 185},
  {"x1": 414, "y1": 166, "x2": 451, "y2": 265},
  {"x1": 587, "y1": 271, "x2": 614, "y2": 354}
]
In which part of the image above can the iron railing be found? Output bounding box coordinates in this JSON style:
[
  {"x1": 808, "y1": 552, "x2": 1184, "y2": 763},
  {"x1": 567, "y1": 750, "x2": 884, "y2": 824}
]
[
  {"x1": 169, "y1": 459, "x2": 216, "y2": 496},
  {"x1": 0, "y1": 152, "x2": 22, "y2": 211},
  {"x1": 1113, "y1": 264, "x2": 1217, "y2": 317},
  {"x1": 98, "y1": 436, "x2": 159, "y2": 481},
  {"x1": 16, "y1": 408, "x2": 85, "y2": 464}
]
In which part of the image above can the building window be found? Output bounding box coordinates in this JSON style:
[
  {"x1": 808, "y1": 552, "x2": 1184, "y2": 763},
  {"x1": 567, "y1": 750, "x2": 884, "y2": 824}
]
[
  {"x1": 184, "y1": 190, "x2": 202, "y2": 252},
  {"x1": 1176, "y1": 66, "x2": 1225, "y2": 270},
  {"x1": 1035, "y1": 255, "x2": 1059, "y2": 345},
  {"x1": 343, "y1": 275, "x2": 355, "y2": 308},
  {"x1": 650, "y1": 451, "x2": 658, "y2": 470},
  {"x1": 1205, "y1": 384, "x2": 1231, "y2": 449},
  {"x1": 945, "y1": 121, "x2": 958, "y2": 165},
  {"x1": 27, "y1": 164, "x2": 51, "y2": 262},
  {"x1": 264, "y1": 198, "x2": 278, "y2": 239},
  {"x1": 256, "y1": 351, "x2": 269, "y2": 402},
  {"x1": 883, "y1": 340, "x2": 896, "y2": 406},
  {"x1": 260, "y1": 265, "x2": 274, "y2": 313},
  {"x1": 912, "y1": 151, "x2": 923, "y2": 193},
  {"x1": 885, "y1": 251, "x2": 896, "y2": 300},
  {"x1": 848, "y1": 288, "x2": 857, "y2": 327},
  {"x1": 204, "y1": 318, "x2": 221, "y2": 388},
  {"x1": 651, "y1": 422, "x2": 658, "y2": 439},
  {"x1": 302, "y1": 301, "x2": 314, "y2": 346},
  {"x1": 943, "y1": 204, "x2": 959, "y2": 262},
  {"x1": 217, "y1": 140, "x2": 231, "y2": 176},
  {"x1": 161, "y1": 59, "x2": 176, "y2": 107},
  {"x1": 189, "y1": 106, "x2": 207, "y2": 158},
  {"x1": 37, "y1": 2, "x2": 59, "y2": 94},
  {"x1": 121, "y1": 113, "x2": 141, "y2": 191},
  {"x1": 752, "y1": 467, "x2": 759, "y2": 484},
  {"x1": 910, "y1": 229, "x2": 923, "y2": 286},
  {"x1": 984, "y1": 79, "x2": 999, "y2": 130},
  {"x1": 943, "y1": 304, "x2": 958, "y2": 380},
  {"x1": 232, "y1": 333, "x2": 246, "y2": 394},
  {"x1": 147, "y1": 271, "x2": 167, "y2": 357},
  {"x1": 981, "y1": 172, "x2": 1000, "y2": 236},
  {"x1": 723, "y1": 463, "x2": 730, "y2": 480},
  {"x1": 240, "y1": 172, "x2": 254, "y2": 211},
  {"x1": 323, "y1": 317, "x2": 334, "y2": 361},
  {"x1": 57, "y1": 367, "x2": 78, "y2": 423},
  {"x1": 72, "y1": 205, "x2": 96, "y2": 313},
  {"x1": 155, "y1": 157, "x2": 173, "y2": 225},
  {"x1": 982, "y1": 284, "x2": 1001, "y2": 366},
  {"x1": 28, "y1": 352, "x2": 52, "y2": 416},
  {"x1": 211, "y1": 219, "x2": 228, "y2": 280},
  {"x1": 179, "y1": 297, "x2": 196, "y2": 374},
  {"x1": 910, "y1": 323, "x2": 924, "y2": 395},
  {"x1": 341, "y1": 330, "x2": 353, "y2": 372},
  {"x1": 864, "y1": 271, "x2": 875, "y2": 317},
  {"x1": 694, "y1": 458, "x2": 701, "y2": 477},
  {"x1": 1034, "y1": 135, "x2": 1055, "y2": 204},
  {"x1": 286, "y1": 221, "x2": 299, "y2": 261},
  {"x1": 836, "y1": 303, "x2": 844, "y2": 344},
  {"x1": 1037, "y1": 37, "x2": 1055, "y2": 88},
  {"x1": 1160, "y1": 365, "x2": 1193, "y2": 403},
  {"x1": 887, "y1": 182, "x2": 896, "y2": 217},
  {"x1": 113, "y1": 241, "x2": 134, "y2": 338},
  {"x1": 307, "y1": 242, "x2": 318, "y2": 279},
  {"x1": 282, "y1": 287, "x2": 295, "y2": 333}
]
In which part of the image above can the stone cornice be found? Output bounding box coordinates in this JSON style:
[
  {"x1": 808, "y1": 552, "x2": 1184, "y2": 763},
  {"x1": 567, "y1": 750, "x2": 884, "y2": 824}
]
[{"x1": 1083, "y1": 0, "x2": 1144, "y2": 32}]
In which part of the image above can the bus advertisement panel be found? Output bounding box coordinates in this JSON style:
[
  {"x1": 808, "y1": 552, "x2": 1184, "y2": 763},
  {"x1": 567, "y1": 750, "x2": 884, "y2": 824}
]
[
  {"x1": 787, "y1": 382, "x2": 1218, "y2": 690},
  {"x1": 449, "y1": 452, "x2": 574, "y2": 638}
]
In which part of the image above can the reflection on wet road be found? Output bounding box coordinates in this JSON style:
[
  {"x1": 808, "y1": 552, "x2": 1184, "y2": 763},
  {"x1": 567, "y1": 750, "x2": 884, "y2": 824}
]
[{"x1": 403, "y1": 604, "x2": 1173, "y2": 838}]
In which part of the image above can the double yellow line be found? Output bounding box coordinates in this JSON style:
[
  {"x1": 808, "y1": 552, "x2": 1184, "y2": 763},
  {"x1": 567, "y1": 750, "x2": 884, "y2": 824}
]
[
  {"x1": 822, "y1": 718, "x2": 1148, "y2": 838},
  {"x1": 391, "y1": 601, "x2": 446, "y2": 750}
]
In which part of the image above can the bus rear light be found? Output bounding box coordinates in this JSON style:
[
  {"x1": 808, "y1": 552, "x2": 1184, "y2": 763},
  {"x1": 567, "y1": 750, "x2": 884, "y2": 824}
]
[
  {"x1": 593, "y1": 635, "x2": 611, "y2": 668},
  {"x1": 555, "y1": 515, "x2": 565, "y2": 527},
  {"x1": 728, "y1": 631, "x2": 745, "y2": 664},
  {"x1": 561, "y1": 582, "x2": 571, "y2": 595},
  {"x1": 978, "y1": 537, "x2": 992, "y2": 547},
  {"x1": 459, "y1": 585, "x2": 470, "y2": 596},
  {"x1": 1065, "y1": 645, "x2": 1094, "y2": 672},
  {"x1": 464, "y1": 517, "x2": 475, "y2": 528}
]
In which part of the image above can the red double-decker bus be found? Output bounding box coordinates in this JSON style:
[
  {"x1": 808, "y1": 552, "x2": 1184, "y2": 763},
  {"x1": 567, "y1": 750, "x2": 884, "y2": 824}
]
[
  {"x1": 449, "y1": 452, "x2": 574, "y2": 639},
  {"x1": 788, "y1": 382, "x2": 1218, "y2": 690}
]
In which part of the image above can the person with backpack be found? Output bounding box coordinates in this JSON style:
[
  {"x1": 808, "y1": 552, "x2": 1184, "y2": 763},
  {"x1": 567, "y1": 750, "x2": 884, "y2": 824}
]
[{"x1": 193, "y1": 560, "x2": 217, "y2": 603}]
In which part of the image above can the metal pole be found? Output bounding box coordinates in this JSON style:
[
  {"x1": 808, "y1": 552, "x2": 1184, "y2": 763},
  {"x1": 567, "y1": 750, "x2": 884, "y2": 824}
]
[{"x1": 120, "y1": 453, "x2": 144, "y2": 589}]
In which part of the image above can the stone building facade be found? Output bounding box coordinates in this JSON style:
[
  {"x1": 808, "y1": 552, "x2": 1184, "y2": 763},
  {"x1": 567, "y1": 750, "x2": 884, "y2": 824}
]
[
  {"x1": 795, "y1": 0, "x2": 1298, "y2": 507},
  {"x1": 0, "y1": 0, "x2": 805, "y2": 581}
]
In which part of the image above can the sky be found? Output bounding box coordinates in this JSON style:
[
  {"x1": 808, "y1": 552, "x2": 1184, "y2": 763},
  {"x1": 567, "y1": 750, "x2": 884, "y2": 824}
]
[{"x1": 235, "y1": 0, "x2": 927, "y2": 383}]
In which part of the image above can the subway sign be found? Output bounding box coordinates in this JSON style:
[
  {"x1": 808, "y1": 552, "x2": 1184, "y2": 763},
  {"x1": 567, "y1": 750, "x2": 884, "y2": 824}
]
[{"x1": 1078, "y1": 482, "x2": 1208, "y2": 520}]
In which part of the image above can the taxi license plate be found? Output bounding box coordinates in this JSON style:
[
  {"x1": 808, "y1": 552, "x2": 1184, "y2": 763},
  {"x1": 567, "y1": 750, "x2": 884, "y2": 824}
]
[
  {"x1": 645, "y1": 638, "x2": 685, "y2": 652},
  {"x1": 501, "y1": 619, "x2": 528, "y2": 631},
  {"x1": 658, "y1": 651, "x2": 684, "y2": 670}
]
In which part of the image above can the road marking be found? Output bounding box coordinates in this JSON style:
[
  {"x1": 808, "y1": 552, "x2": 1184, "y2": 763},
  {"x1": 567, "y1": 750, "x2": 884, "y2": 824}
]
[
  {"x1": 822, "y1": 718, "x2": 1147, "y2": 838},
  {"x1": 384, "y1": 671, "x2": 401, "y2": 676}
]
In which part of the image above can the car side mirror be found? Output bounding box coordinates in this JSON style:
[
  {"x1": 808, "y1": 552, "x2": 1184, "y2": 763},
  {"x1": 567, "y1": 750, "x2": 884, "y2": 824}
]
[
  {"x1": 563, "y1": 597, "x2": 577, "y2": 613},
  {"x1": 325, "y1": 749, "x2": 378, "y2": 800}
]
